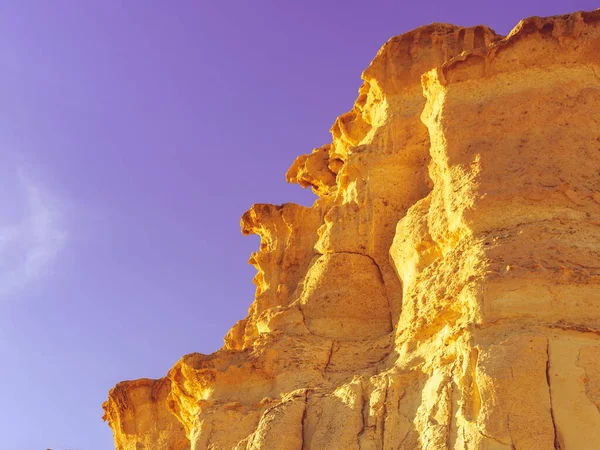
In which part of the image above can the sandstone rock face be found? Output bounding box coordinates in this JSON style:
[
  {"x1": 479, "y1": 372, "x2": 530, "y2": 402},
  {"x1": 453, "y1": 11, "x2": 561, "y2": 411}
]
[{"x1": 103, "y1": 10, "x2": 600, "y2": 449}]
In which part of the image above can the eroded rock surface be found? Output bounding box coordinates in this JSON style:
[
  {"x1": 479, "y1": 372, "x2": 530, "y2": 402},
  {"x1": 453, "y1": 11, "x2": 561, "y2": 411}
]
[{"x1": 104, "y1": 9, "x2": 600, "y2": 449}]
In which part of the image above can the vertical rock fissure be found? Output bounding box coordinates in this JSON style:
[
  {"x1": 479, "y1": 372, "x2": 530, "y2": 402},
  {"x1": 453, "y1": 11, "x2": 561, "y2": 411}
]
[
  {"x1": 357, "y1": 380, "x2": 367, "y2": 449},
  {"x1": 323, "y1": 341, "x2": 335, "y2": 375},
  {"x1": 545, "y1": 340, "x2": 561, "y2": 450},
  {"x1": 301, "y1": 389, "x2": 309, "y2": 450}
]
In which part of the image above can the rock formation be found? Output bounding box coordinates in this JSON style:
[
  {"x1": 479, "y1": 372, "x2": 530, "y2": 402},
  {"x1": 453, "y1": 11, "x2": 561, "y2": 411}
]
[{"x1": 103, "y1": 9, "x2": 600, "y2": 449}]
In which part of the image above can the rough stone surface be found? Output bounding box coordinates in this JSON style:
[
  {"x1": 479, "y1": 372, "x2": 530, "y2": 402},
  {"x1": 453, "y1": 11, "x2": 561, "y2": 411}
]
[{"x1": 104, "y1": 9, "x2": 600, "y2": 449}]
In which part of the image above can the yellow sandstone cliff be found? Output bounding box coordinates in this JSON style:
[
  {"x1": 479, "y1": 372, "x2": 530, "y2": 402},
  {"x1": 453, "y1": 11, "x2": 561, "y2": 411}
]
[{"x1": 103, "y1": 10, "x2": 600, "y2": 449}]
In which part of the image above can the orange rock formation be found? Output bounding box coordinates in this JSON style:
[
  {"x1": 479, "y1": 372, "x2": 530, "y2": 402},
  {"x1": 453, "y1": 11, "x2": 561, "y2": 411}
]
[{"x1": 103, "y1": 9, "x2": 600, "y2": 449}]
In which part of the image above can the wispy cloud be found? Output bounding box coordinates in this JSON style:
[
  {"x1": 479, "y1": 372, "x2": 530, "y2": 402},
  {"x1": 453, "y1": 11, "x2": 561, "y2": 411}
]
[{"x1": 0, "y1": 170, "x2": 67, "y2": 296}]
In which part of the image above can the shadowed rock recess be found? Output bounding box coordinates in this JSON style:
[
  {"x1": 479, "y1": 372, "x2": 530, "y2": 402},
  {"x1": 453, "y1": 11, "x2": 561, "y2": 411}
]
[{"x1": 103, "y1": 10, "x2": 600, "y2": 449}]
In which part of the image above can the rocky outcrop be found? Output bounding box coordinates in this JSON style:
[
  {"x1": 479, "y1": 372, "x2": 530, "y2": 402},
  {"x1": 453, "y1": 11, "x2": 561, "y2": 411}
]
[
  {"x1": 104, "y1": 9, "x2": 600, "y2": 449},
  {"x1": 103, "y1": 378, "x2": 189, "y2": 450}
]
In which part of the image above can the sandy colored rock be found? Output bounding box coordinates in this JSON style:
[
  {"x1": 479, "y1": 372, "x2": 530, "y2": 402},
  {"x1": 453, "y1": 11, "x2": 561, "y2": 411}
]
[
  {"x1": 103, "y1": 378, "x2": 189, "y2": 450},
  {"x1": 104, "y1": 9, "x2": 600, "y2": 449}
]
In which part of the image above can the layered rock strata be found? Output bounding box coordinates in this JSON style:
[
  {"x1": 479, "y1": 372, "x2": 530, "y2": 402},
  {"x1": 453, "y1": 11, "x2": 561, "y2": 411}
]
[{"x1": 104, "y1": 10, "x2": 600, "y2": 450}]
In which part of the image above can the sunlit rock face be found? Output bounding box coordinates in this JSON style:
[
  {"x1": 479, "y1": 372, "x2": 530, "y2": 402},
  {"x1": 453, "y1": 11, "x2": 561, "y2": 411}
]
[{"x1": 103, "y1": 9, "x2": 600, "y2": 450}]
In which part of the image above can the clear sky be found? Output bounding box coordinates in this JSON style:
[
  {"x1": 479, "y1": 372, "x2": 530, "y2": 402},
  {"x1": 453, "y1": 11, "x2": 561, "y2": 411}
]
[{"x1": 0, "y1": 1, "x2": 596, "y2": 449}]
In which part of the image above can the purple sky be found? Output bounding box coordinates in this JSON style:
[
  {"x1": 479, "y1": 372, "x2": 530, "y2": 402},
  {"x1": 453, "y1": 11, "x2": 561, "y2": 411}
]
[{"x1": 0, "y1": 1, "x2": 596, "y2": 449}]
